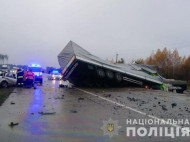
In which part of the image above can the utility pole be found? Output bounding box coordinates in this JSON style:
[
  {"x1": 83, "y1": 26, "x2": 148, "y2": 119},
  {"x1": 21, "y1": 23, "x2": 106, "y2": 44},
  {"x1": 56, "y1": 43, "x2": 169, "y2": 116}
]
[{"x1": 116, "y1": 53, "x2": 118, "y2": 64}]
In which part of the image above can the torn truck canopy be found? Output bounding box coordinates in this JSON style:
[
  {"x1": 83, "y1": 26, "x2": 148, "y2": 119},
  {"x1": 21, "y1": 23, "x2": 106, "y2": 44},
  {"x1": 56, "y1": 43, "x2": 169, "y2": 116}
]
[{"x1": 58, "y1": 41, "x2": 163, "y2": 87}]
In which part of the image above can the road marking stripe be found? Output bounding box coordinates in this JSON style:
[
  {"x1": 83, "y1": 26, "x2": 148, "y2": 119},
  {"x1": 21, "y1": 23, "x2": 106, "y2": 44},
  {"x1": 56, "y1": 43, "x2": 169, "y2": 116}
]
[{"x1": 75, "y1": 87, "x2": 182, "y2": 129}]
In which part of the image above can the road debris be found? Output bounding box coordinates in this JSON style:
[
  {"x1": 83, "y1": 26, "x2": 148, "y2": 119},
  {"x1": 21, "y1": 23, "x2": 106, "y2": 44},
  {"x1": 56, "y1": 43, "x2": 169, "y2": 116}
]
[
  {"x1": 54, "y1": 96, "x2": 64, "y2": 99},
  {"x1": 104, "y1": 94, "x2": 111, "y2": 98},
  {"x1": 171, "y1": 103, "x2": 177, "y2": 108},
  {"x1": 38, "y1": 112, "x2": 56, "y2": 115},
  {"x1": 59, "y1": 83, "x2": 73, "y2": 88},
  {"x1": 127, "y1": 97, "x2": 139, "y2": 102},
  {"x1": 10, "y1": 101, "x2": 15, "y2": 105},
  {"x1": 70, "y1": 110, "x2": 77, "y2": 113},
  {"x1": 9, "y1": 122, "x2": 19, "y2": 127},
  {"x1": 78, "y1": 97, "x2": 84, "y2": 101},
  {"x1": 161, "y1": 105, "x2": 167, "y2": 111}
]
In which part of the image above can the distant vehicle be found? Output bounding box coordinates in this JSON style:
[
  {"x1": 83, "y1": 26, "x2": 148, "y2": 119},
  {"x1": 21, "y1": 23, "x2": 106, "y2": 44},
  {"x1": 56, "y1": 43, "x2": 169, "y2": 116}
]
[
  {"x1": 48, "y1": 70, "x2": 62, "y2": 80},
  {"x1": 28, "y1": 64, "x2": 43, "y2": 84},
  {"x1": 0, "y1": 72, "x2": 17, "y2": 88},
  {"x1": 0, "y1": 64, "x2": 9, "y2": 72}
]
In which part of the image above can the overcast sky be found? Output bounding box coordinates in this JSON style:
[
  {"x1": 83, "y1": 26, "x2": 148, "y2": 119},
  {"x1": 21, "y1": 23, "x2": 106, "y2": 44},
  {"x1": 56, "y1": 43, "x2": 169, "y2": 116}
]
[{"x1": 0, "y1": 0, "x2": 190, "y2": 68}]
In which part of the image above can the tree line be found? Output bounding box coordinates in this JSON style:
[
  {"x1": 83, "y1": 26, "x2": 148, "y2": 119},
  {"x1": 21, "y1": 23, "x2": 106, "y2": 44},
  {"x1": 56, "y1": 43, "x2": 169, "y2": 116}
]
[{"x1": 136, "y1": 48, "x2": 190, "y2": 81}]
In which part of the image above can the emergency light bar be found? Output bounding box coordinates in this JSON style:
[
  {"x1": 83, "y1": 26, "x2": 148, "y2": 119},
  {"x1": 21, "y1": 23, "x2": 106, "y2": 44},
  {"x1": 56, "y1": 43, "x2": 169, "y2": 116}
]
[
  {"x1": 52, "y1": 70, "x2": 59, "y2": 73},
  {"x1": 30, "y1": 64, "x2": 41, "y2": 67}
]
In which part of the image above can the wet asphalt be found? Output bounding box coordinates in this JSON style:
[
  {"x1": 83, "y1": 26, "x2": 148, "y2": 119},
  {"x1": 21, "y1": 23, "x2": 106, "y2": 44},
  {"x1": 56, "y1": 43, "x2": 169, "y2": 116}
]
[{"x1": 0, "y1": 75, "x2": 190, "y2": 142}]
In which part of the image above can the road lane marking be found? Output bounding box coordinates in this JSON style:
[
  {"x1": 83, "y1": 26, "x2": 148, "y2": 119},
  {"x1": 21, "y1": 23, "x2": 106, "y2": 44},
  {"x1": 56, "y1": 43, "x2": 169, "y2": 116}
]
[{"x1": 75, "y1": 87, "x2": 183, "y2": 129}]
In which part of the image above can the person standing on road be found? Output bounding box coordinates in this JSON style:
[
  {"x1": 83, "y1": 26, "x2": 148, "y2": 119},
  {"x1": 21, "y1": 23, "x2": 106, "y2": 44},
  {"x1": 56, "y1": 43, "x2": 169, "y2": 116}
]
[
  {"x1": 23, "y1": 70, "x2": 35, "y2": 87},
  {"x1": 17, "y1": 69, "x2": 24, "y2": 86}
]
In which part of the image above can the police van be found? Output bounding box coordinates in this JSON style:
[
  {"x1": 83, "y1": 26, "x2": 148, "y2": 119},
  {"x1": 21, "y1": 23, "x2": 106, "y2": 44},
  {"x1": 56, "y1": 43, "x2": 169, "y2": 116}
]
[{"x1": 28, "y1": 64, "x2": 43, "y2": 84}]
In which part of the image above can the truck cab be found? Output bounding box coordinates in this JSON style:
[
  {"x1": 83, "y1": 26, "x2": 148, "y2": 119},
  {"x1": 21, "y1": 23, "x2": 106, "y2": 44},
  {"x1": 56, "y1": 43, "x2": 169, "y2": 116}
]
[{"x1": 28, "y1": 64, "x2": 43, "y2": 84}]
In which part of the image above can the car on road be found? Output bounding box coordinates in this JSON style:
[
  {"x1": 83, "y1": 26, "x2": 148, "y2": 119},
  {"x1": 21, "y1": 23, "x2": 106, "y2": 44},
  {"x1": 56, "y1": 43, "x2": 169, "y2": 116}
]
[
  {"x1": 0, "y1": 72, "x2": 17, "y2": 88},
  {"x1": 48, "y1": 70, "x2": 62, "y2": 80}
]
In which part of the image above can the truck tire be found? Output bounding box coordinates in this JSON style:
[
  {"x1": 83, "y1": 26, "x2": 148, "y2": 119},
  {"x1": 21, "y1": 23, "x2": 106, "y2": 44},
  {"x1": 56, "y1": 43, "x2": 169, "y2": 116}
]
[
  {"x1": 96, "y1": 68, "x2": 105, "y2": 78},
  {"x1": 1, "y1": 81, "x2": 8, "y2": 88},
  {"x1": 115, "y1": 73, "x2": 122, "y2": 82},
  {"x1": 106, "y1": 70, "x2": 114, "y2": 79}
]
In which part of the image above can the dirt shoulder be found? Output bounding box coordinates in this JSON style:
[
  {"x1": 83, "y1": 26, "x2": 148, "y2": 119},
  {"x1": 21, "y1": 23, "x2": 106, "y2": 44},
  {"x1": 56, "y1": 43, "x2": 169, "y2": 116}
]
[{"x1": 0, "y1": 87, "x2": 15, "y2": 106}]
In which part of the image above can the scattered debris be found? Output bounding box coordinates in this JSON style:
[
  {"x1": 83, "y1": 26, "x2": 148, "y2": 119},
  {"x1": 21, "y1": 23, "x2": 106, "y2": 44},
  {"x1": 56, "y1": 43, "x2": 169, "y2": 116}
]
[
  {"x1": 158, "y1": 102, "x2": 161, "y2": 104},
  {"x1": 78, "y1": 97, "x2": 84, "y2": 101},
  {"x1": 10, "y1": 101, "x2": 15, "y2": 105},
  {"x1": 104, "y1": 94, "x2": 111, "y2": 98},
  {"x1": 54, "y1": 96, "x2": 64, "y2": 99},
  {"x1": 154, "y1": 97, "x2": 157, "y2": 100},
  {"x1": 127, "y1": 97, "x2": 139, "y2": 102},
  {"x1": 59, "y1": 84, "x2": 67, "y2": 88},
  {"x1": 184, "y1": 107, "x2": 189, "y2": 112},
  {"x1": 153, "y1": 104, "x2": 156, "y2": 107},
  {"x1": 161, "y1": 105, "x2": 167, "y2": 111},
  {"x1": 59, "y1": 83, "x2": 73, "y2": 88},
  {"x1": 9, "y1": 122, "x2": 19, "y2": 127},
  {"x1": 31, "y1": 113, "x2": 34, "y2": 115},
  {"x1": 171, "y1": 103, "x2": 177, "y2": 108},
  {"x1": 38, "y1": 112, "x2": 56, "y2": 115},
  {"x1": 70, "y1": 110, "x2": 77, "y2": 113}
]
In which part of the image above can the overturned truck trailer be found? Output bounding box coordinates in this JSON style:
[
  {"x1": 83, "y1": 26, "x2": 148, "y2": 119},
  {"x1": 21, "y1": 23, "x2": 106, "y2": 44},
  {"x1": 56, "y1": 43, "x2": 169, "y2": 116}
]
[{"x1": 58, "y1": 41, "x2": 163, "y2": 88}]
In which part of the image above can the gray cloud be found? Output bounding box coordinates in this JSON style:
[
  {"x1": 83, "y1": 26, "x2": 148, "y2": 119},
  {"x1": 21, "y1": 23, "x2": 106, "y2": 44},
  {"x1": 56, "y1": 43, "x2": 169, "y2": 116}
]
[{"x1": 0, "y1": 0, "x2": 190, "y2": 67}]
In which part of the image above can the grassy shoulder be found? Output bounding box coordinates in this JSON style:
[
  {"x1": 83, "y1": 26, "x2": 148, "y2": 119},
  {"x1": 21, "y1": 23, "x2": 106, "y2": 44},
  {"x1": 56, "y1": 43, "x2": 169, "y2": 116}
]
[{"x1": 0, "y1": 87, "x2": 15, "y2": 106}]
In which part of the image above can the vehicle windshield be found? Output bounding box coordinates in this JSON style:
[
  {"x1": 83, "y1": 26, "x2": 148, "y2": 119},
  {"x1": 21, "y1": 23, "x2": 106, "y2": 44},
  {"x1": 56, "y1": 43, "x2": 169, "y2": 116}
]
[
  {"x1": 52, "y1": 72, "x2": 60, "y2": 75},
  {"x1": 28, "y1": 67, "x2": 41, "y2": 72}
]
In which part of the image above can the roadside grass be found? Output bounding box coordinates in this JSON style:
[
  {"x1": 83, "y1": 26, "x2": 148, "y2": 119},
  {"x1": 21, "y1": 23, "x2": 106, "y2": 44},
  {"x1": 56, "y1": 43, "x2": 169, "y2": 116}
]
[{"x1": 0, "y1": 87, "x2": 15, "y2": 106}]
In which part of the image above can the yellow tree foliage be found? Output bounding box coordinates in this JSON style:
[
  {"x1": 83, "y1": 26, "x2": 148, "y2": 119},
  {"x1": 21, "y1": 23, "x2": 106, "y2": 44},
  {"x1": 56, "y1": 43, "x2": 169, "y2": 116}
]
[{"x1": 138, "y1": 47, "x2": 189, "y2": 81}]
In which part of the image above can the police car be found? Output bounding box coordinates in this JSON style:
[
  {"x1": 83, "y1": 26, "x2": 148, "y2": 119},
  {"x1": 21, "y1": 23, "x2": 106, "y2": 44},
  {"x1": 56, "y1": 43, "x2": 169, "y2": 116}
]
[{"x1": 48, "y1": 70, "x2": 62, "y2": 80}]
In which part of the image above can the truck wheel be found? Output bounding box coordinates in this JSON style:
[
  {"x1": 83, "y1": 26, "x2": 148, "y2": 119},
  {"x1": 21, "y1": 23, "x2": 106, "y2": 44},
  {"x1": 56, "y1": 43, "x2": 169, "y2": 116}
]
[
  {"x1": 1, "y1": 81, "x2": 8, "y2": 88},
  {"x1": 106, "y1": 70, "x2": 114, "y2": 79},
  {"x1": 115, "y1": 73, "x2": 122, "y2": 82},
  {"x1": 96, "y1": 68, "x2": 105, "y2": 78}
]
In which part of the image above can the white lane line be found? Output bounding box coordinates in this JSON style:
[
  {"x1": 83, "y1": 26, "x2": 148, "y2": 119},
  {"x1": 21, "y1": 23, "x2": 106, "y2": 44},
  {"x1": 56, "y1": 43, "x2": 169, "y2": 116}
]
[{"x1": 75, "y1": 87, "x2": 182, "y2": 129}]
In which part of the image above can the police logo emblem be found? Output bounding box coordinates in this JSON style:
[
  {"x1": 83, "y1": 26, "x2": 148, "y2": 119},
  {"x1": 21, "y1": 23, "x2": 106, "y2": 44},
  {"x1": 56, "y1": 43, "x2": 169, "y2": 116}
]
[{"x1": 101, "y1": 118, "x2": 121, "y2": 138}]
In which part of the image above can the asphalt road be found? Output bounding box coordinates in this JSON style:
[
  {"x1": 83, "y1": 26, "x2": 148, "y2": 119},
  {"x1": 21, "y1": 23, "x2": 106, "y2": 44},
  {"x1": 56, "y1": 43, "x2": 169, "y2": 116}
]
[{"x1": 0, "y1": 76, "x2": 190, "y2": 142}]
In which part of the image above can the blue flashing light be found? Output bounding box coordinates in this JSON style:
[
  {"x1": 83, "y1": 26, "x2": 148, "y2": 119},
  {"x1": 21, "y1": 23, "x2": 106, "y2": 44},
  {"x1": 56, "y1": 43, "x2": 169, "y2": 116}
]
[
  {"x1": 30, "y1": 64, "x2": 41, "y2": 67},
  {"x1": 52, "y1": 70, "x2": 59, "y2": 73}
]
